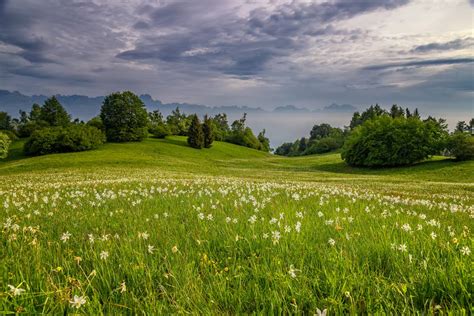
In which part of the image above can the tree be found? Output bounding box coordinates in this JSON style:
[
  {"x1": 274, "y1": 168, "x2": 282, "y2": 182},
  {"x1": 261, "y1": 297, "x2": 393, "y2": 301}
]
[
  {"x1": 257, "y1": 129, "x2": 270, "y2": 152},
  {"x1": 405, "y1": 108, "x2": 412, "y2": 118},
  {"x1": 455, "y1": 121, "x2": 468, "y2": 133},
  {"x1": 39, "y1": 96, "x2": 71, "y2": 126},
  {"x1": 203, "y1": 115, "x2": 215, "y2": 148},
  {"x1": 390, "y1": 104, "x2": 405, "y2": 118},
  {"x1": 0, "y1": 112, "x2": 12, "y2": 130},
  {"x1": 166, "y1": 107, "x2": 190, "y2": 136},
  {"x1": 0, "y1": 131, "x2": 11, "y2": 159},
  {"x1": 275, "y1": 142, "x2": 293, "y2": 156},
  {"x1": 413, "y1": 108, "x2": 420, "y2": 119},
  {"x1": 341, "y1": 116, "x2": 447, "y2": 167},
  {"x1": 86, "y1": 116, "x2": 105, "y2": 131},
  {"x1": 349, "y1": 112, "x2": 362, "y2": 129},
  {"x1": 187, "y1": 115, "x2": 204, "y2": 149},
  {"x1": 148, "y1": 110, "x2": 170, "y2": 138},
  {"x1": 447, "y1": 132, "x2": 474, "y2": 161},
  {"x1": 298, "y1": 137, "x2": 307, "y2": 153},
  {"x1": 30, "y1": 103, "x2": 42, "y2": 121},
  {"x1": 100, "y1": 91, "x2": 148, "y2": 142},
  {"x1": 211, "y1": 113, "x2": 230, "y2": 141},
  {"x1": 309, "y1": 123, "x2": 332, "y2": 140}
]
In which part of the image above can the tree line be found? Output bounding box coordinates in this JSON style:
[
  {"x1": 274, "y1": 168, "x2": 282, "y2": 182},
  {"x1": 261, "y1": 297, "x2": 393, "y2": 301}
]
[
  {"x1": 275, "y1": 104, "x2": 473, "y2": 166},
  {"x1": 0, "y1": 91, "x2": 270, "y2": 157}
]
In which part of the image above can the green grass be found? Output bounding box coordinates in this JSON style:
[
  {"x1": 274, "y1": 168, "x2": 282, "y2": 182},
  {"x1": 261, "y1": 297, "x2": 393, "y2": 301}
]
[{"x1": 0, "y1": 137, "x2": 472, "y2": 314}]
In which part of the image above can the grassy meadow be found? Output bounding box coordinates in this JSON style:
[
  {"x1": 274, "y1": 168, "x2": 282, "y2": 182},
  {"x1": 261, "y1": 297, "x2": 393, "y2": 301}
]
[{"x1": 0, "y1": 136, "x2": 473, "y2": 314}]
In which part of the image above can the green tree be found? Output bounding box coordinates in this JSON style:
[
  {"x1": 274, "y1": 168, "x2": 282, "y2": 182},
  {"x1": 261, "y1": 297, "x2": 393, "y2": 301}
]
[
  {"x1": 39, "y1": 96, "x2": 71, "y2": 126},
  {"x1": 447, "y1": 132, "x2": 474, "y2": 161},
  {"x1": 86, "y1": 116, "x2": 105, "y2": 131},
  {"x1": 257, "y1": 129, "x2": 270, "y2": 152},
  {"x1": 166, "y1": 107, "x2": 190, "y2": 136},
  {"x1": 0, "y1": 131, "x2": 11, "y2": 159},
  {"x1": 100, "y1": 91, "x2": 148, "y2": 142},
  {"x1": 298, "y1": 137, "x2": 307, "y2": 153},
  {"x1": 275, "y1": 142, "x2": 293, "y2": 156},
  {"x1": 187, "y1": 115, "x2": 204, "y2": 149},
  {"x1": 148, "y1": 110, "x2": 170, "y2": 138},
  {"x1": 341, "y1": 116, "x2": 446, "y2": 167},
  {"x1": 211, "y1": 113, "x2": 230, "y2": 141},
  {"x1": 203, "y1": 115, "x2": 215, "y2": 148},
  {"x1": 0, "y1": 112, "x2": 12, "y2": 130},
  {"x1": 455, "y1": 121, "x2": 468, "y2": 133},
  {"x1": 390, "y1": 104, "x2": 405, "y2": 118},
  {"x1": 309, "y1": 123, "x2": 332, "y2": 140}
]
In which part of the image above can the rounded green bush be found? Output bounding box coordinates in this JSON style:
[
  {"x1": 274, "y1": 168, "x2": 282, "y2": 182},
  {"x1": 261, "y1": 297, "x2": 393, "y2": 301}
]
[
  {"x1": 24, "y1": 125, "x2": 105, "y2": 156},
  {"x1": 447, "y1": 132, "x2": 474, "y2": 161},
  {"x1": 341, "y1": 116, "x2": 446, "y2": 167}
]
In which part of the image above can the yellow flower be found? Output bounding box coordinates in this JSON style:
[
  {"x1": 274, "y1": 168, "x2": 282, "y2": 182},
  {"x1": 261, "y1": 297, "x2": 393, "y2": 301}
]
[{"x1": 172, "y1": 245, "x2": 178, "y2": 253}]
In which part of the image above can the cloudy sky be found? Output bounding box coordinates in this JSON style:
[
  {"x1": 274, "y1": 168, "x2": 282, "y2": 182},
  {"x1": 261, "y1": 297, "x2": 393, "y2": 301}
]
[{"x1": 0, "y1": 0, "x2": 473, "y2": 116}]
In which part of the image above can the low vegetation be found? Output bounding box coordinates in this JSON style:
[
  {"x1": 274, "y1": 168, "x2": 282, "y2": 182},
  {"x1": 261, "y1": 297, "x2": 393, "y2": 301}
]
[
  {"x1": 0, "y1": 131, "x2": 11, "y2": 159},
  {"x1": 0, "y1": 137, "x2": 472, "y2": 314},
  {"x1": 24, "y1": 125, "x2": 105, "y2": 156}
]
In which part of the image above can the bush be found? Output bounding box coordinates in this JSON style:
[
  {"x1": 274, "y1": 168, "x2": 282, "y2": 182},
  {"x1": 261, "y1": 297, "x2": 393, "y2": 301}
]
[
  {"x1": 0, "y1": 132, "x2": 11, "y2": 159},
  {"x1": 100, "y1": 91, "x2": 148, "y2": 142},
  {"x1": 149, "y1": 124, "x2": 171, "y2": 138},
  {"x1": 447, "y1": 132, "x2": 474, "y2": 161},
  {"x1": 226, "y1": 127, "x2": 261, "y2": 150},
  {"x1": 24, "y1": 125, "x2": 105, "y2": 156},
  {"x1": 341, "y1": 116, "x2": 445, "y2": 167},
  {"x1": 305, "y1": 137, "x2": 341, "y2": 155},
  {"x1": 17, "y1": 120, "x2": 50, "y2": 138},
  {"x1": 0, "y1": 130, "x2": 18, "y2": 141},
  {"x1": 86, "y1": 116, "x2": 105, "y2": 132}
]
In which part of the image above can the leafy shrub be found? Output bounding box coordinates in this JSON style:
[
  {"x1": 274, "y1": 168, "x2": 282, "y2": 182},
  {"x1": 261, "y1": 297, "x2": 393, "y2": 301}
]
[
  {"x1": 305, "y1": 137, "x2": 341, "y2": 155},
  {"x1": 226, "y1": 127, "x2": 262, "y2": 150},
  {"x1": 17, "y1": 120, "x2": 50, "y2": 138},
  {"x1": 24, "y1": 125, "x2": 105, "y2": 156},
  {"x1": 100, "y1": 91, "x2": 148, "y2": 142},
  {"x1": 447, "y1": 132, "x2": 474, "y2": 161},
  {"x1": 149, "y1": 124, "x2": 171, "y2": 139},
  {"x1": 341, "y1": 116, "x2": 446, "y2": 167},
  {"x1": 86, "y1": 116, "x2": 105, "y2": 132},
  {"x1": 0, "y1": 130, "x2": 18, "y2": 141},
  {"x1": 0, "y1": 132, "x2": 11, "y2": 159}
]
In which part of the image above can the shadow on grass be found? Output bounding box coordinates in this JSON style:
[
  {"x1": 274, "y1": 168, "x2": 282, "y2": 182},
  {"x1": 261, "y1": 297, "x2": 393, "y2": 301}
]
[{"x1": 310, "y1": 158, "x2": 457, "y2": 175}]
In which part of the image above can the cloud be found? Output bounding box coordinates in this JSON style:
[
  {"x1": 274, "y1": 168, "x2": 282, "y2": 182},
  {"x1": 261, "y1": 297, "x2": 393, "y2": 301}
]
[
  {"x1": 117, "y1": 0, "x2": 410, "y2": 77},
  {"x1": 363, "y1": 57, "x2": 474, "y2": 70},
  {"x1": 411, "y1": 38, "x2": 473, "y2": 53}
]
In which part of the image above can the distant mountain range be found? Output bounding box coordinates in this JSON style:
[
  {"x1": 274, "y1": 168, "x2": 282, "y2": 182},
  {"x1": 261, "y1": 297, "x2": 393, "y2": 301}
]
[{"x1": 0, "y1": 90, "x2": 357, "y2": 120}]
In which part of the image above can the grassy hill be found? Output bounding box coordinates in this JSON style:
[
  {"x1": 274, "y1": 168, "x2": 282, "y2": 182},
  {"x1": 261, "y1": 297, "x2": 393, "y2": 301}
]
[
  {"x1": 1, "y1": 136, "x2": 473, "y2": 185},
  {"x1": 1, "y1": 136, "x2": 472, "y2": 314}
]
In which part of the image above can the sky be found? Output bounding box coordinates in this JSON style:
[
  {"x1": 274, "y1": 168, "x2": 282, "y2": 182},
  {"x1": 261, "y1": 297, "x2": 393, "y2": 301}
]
[{"x1": 0, "y1": 0, "x2": 473, "y2": 118}]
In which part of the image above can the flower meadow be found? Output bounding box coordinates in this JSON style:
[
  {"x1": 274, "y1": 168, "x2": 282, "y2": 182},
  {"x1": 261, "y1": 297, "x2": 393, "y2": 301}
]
[{"x1": 0, "y1": 171, "x2": 472, "y2": 314}]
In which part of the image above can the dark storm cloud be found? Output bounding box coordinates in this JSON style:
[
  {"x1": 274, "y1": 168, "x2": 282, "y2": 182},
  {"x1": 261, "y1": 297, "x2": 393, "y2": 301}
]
[
  {"x1": 0, "y1": 0, "x2": 52, "y2": 64},
  {"x1": 117, "y1": 0, "x2": 410, "y2": 76},
  {"x1": 411, "y1": 38, "x2": 473, "y2": 53},
  {"x1": 363, "y1": 58, "x2": 474, "y2": 70}
]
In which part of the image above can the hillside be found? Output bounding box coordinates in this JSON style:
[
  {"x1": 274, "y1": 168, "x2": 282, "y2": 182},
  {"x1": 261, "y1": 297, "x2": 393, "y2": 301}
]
[{"x1": 1, "y1": 136, "x2": 473, "y2": 186}]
